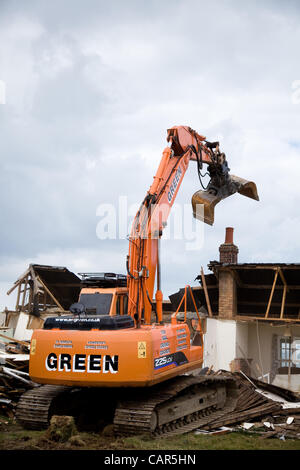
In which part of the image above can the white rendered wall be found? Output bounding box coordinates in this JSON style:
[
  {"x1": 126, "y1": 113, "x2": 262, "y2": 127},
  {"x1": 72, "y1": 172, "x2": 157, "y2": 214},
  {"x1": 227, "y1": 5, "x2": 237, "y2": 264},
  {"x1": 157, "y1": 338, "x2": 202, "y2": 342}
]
[
  {"x1": 235, "y1": 321, "x2": 249, "y2": 359},
  {"x1": 13, "y1": 312, "x2": 33, "y2": 341},
  {"x1": 203, "y1": 318, "x2": 249, "y2": 372},
  {"x1": 203, "y1": 318, "x2": 236, "y2": 371}
]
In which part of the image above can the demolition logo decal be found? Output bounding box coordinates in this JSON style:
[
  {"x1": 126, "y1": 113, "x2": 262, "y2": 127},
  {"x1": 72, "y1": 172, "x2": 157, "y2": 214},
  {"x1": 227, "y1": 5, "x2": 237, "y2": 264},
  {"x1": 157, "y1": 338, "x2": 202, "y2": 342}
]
[
  {"x1": 45, "y1": 353, "x2": 119, "y2": 374},
  {"x1": 167, "y1": 166, "x2": 183, "y2": 204},
  {"x1": 154, "y1": 351, "x2": 188, "y2": 370}
]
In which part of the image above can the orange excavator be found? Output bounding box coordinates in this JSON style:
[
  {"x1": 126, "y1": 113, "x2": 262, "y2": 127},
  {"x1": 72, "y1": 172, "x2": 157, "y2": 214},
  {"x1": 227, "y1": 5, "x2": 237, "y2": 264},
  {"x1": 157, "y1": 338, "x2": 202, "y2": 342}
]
[{"x1": 16, "y1": 126, "x2": 259, "y2": 436}]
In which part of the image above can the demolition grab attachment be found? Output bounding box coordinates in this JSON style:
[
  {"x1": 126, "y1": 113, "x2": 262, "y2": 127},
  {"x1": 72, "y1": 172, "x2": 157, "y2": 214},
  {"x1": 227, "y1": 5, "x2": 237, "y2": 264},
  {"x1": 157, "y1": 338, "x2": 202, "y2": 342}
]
[
  {"x1": 192, "y1": 174, "x2": 259, "y2": 225},
  {"x1": 190, "y1": 139, "x2": 259, "y2": 225},
  {"x1": 167, "y1": 126, "x2": 259, "y2": 226}
]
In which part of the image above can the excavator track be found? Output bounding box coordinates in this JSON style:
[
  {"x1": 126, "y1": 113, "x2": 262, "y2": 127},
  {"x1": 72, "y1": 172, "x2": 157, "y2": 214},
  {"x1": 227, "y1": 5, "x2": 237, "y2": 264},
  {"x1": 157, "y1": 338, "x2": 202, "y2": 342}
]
[
  {"x1": 16, "y1": 385, "x2": 70, "y2": 430},
  {"x1": 16, "y1": 375, "x2": 238, "y2": 437},
  {"x1": 114, "y1": 375, "x2": 238, "y2": 437}
]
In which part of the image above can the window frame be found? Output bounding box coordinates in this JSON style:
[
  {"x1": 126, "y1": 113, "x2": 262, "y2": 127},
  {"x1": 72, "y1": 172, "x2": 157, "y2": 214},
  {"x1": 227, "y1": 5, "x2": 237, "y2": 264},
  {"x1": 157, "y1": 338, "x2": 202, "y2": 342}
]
[{"x1": 278, "y1": 336, "x2": 300, "y2": 371}]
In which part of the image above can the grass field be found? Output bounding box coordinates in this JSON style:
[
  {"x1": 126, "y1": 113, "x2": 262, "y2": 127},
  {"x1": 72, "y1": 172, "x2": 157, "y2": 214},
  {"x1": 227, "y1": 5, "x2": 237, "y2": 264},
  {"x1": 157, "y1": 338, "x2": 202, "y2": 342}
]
[{"x1": 0, "y1": 414, "x2": 300, "y2": 451}]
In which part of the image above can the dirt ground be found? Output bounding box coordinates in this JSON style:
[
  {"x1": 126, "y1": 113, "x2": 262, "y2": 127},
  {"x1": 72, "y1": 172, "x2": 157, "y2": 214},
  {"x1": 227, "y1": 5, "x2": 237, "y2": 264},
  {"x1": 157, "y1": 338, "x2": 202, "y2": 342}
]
[{"x1": 1, "y1": 414, "x2": 300, "y2": 451}]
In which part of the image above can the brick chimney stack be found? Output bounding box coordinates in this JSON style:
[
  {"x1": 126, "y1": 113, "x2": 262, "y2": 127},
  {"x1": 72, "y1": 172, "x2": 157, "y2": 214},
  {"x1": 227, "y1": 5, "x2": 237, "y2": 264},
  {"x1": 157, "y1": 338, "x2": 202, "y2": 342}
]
[{"x1": 219, "y1": 227, "x2": 239, "y2": 264}]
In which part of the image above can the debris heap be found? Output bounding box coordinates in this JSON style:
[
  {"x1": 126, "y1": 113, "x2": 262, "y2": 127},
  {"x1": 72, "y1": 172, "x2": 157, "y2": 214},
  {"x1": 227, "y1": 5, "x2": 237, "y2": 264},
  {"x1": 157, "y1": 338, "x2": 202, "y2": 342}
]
[
  {"x1": 0, "y1": 335, "x2": 34, "y2": 418},
  {"x1": 198, "y1": 371, "x2": 300, "y2": 440}
]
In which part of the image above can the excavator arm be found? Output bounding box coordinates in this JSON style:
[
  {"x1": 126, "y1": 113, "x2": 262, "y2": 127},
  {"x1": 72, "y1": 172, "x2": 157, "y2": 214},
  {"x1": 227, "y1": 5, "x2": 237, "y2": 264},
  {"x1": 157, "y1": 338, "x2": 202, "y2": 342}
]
[{"x1": 127, "y1": 126, "x2": 258, "y2": 326}]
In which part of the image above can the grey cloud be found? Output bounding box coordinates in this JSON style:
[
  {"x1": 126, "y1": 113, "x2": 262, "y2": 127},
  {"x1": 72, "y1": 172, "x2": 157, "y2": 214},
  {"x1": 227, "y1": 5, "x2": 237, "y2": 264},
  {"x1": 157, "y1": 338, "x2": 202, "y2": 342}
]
[{"x1": 1, "y1": 0, "x2": 300, "y2": 307}]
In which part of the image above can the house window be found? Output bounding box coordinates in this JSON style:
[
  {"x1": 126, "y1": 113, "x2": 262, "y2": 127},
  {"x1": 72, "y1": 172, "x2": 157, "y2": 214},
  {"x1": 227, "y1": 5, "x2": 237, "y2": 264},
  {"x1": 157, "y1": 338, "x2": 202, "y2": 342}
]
[
  {"x1": 278, "y1": 337, "x2": 300, "y2": 371},
  {"x1": 279, "y1": 337, "x2": 291, "y2": 368},
  {"x1": 293, "y1": 339, "x2": 300, "y2": 368}
]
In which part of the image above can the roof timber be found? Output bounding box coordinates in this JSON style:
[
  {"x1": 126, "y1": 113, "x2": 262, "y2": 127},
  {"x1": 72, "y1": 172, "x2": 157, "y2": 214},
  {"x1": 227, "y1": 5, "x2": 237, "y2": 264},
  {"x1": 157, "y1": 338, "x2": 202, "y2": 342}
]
[
  {"x1": 205, "y1": 262, "x2": 300, "y2": 322},
  {"x1": 241, "y1": 284, "x2": 300, "y2": 289},
  {"x1": 235, "y1": 315, "x2": 300, "y2": 324},
  {"x1": 239, "y1": 300, "x2": 300, "y2": 308},
  {"x1": 6, "y1": 264, "x2": 81, "y2": 316},
  {"x1": 265, "y1": 268, "x2": 279, "y2": 318},
  {"x1": 217, "y1": 263, "x2": 300, "y2": 269}
]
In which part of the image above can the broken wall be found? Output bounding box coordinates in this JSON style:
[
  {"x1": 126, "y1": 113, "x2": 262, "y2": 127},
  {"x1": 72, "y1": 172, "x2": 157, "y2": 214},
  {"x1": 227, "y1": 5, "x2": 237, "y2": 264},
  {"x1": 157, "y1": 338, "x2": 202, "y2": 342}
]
[
  {"x1": 248, "y1": 323, "x2": 300, "y2": 392},
  {"x1": 203, "y1": 318, "x2": 237, "y2": 370}
]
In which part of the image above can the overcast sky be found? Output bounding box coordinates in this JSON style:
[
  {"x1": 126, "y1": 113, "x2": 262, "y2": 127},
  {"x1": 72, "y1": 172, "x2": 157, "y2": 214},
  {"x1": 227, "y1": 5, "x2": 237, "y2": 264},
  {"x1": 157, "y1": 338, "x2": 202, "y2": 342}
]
[{"x1": 1, "y1": 0, "x2": 300, "y2": 310}]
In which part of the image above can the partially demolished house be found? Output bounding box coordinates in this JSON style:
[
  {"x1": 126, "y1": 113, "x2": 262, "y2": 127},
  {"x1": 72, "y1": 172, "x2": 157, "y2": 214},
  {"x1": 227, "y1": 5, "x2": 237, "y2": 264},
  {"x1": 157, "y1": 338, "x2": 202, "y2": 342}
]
[
  {"x1": 170, "y1": 228, "x2": 300, "y2": 393},
  {"x1": 2, "y1": 264, "x2": 81, "y2": 340}
]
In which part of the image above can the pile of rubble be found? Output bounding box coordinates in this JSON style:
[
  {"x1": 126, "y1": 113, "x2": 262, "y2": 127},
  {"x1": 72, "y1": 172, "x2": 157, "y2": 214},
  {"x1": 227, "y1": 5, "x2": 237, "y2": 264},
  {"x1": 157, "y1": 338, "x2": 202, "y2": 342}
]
[
  {"x1": 0, "y1": 333, "x2": 30, "y2": 370},
  {"x1": 0, "y1": 334, "x2": 36, "y2": 418},
  {"x1": 196, "y1": 370, "x2": 300, "y2": 440}
]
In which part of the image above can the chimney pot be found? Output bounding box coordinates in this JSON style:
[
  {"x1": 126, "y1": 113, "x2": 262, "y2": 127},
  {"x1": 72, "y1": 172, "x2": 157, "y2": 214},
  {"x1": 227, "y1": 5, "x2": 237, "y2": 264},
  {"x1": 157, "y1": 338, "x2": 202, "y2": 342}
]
[
  {"x1": 219, "y1": 227, "x2": 238, "y2": 264},
  {"x1": 225, "y1": 227, "x2": 234, "y2": 244}
]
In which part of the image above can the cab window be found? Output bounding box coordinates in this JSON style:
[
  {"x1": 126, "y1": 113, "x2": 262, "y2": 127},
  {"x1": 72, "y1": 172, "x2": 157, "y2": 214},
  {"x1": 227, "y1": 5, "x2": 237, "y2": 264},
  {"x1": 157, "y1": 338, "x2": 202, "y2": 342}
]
[
  {"x1": 116, "y1": 295, "x2": 121, "y2": 315},
  {"x1": 116, "y1": 295, "x2": 128, "y2": 315},
  {"x1": 79, "y1": 293, "x2": 112, "y2": 315},
  {"x1": 123, "y1": 295, "x2": 128, "y2": 314}
]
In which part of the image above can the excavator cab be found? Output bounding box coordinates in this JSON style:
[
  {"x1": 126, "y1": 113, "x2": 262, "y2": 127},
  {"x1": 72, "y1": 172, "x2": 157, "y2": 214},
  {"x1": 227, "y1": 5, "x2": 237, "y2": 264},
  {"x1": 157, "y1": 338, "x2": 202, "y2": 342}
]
[{"x1": 69, "y1": 273, "x2": 128, "y2": 316}]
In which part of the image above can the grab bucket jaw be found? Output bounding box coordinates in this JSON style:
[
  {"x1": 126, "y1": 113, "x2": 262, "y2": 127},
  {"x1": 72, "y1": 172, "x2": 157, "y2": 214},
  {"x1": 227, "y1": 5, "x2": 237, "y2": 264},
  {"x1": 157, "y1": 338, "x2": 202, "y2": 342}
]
[{"x1": 192, "y1": 175, "x2": 259, "y2": 226}]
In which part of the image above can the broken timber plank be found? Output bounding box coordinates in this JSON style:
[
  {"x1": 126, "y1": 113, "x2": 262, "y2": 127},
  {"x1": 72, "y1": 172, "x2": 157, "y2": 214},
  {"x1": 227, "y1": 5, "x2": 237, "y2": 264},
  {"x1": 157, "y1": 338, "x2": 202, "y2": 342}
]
[{"x1": 200, "y1": 267, "x2": 213, "y2": 317}]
